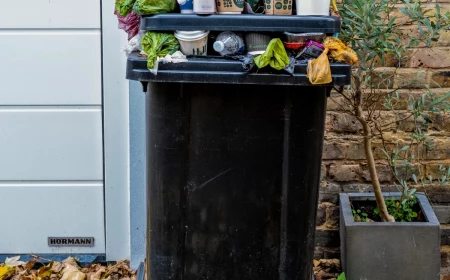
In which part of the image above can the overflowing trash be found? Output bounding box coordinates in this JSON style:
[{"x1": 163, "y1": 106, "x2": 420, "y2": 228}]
[
  {"x1": 115, "y1": 0, "x2": 136, "y2": 17},
  {"x1": 324, "y1": 37, "x2": 359, "y2": 65},
  {"x1": 115, "y1": 10, "x2": 140, "y2": 41},
  {"x1": 307, "y1": 48, "x2": 332, "y2": 84},
  {"x1": 140, "y1": 32, "x2": 179, "y2": 69},
  {"x1": 254, "y1": 38, "x2": 290, "y2": 71},
  {"x1": 114, "y1": 0, "x2": 356, "y2": 82},
  {"x1": 133, "y1": 0, "x2": 176, "y2": 15}
]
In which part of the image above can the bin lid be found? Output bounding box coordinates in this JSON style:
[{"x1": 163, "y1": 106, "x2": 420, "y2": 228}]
[
  {"x1": 126, "y1": 53, "x2": 351, "y2": 86},
  {"x1": 140, "y1": 14, "x2": 341, "y2": 34}
]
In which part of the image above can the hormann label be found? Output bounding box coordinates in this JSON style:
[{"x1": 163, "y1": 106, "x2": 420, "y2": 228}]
[{"x1": 48, "y1": 237, "x2": 95, "y2": 247}]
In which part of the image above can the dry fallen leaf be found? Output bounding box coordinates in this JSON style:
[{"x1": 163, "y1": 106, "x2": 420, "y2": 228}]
[
  {"x1": 0, "y1": 267, "x2": 12, "y2": 279},
  {"x1": 0, "y1": 266, "x2": 15, "y2": 280},
  {"x1": 38, "y1": 262, "x2": 53, "y2": 279},
  {"x1": 61, "y1": 271, "x2": 85, "y2": 280},
  {"x1": 51, "y1": 262, "x2": 63, "y2": 274},
  {"x1": 24, "y1": 258, "x2": 38, "y2": 273},
  {"x1": 61, "y1": 259, "x2": 78, "y2": 270},
  {"x1": 1, "y1": 257, "x2": 135, "y2": 280}
]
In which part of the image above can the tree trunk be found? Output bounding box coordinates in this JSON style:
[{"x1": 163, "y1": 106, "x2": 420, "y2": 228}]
[{"x1": 356, "y1": 107, "x2": 395, "y2": 223}]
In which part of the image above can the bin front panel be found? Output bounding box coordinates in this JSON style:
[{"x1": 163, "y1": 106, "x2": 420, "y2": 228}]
[{"x1": 146, "y1": 83, "x2": 327, "y2": 280}]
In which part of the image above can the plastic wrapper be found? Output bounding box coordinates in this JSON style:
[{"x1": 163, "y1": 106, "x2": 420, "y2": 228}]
[
  {"x1": 149, "y1": 51, "x2": 189, "y2": 75},
  {"x1": 227, "y1": 54, "x2": 256, "y2": 72},
  {"x1": 307, "y1": 49, "x2": 332, "y2": 85},
  {"x1": 141, "y1": 32, "x2": 180, "y2": 70},
  {"x1": 122, "y1": 34, "x2": 142, "y2": 56},
  {"x1": 115, "y1": 0, "x2": 136, "y2": 17},
  {"x1": 254, "y1": 38, "x2": 290, "y2": 71},
  {"x1": 284, "y1": 56, "x2": 296, "y2": 75},
  {"x1": 133, "y1": 0, "x2": 176, "y2": 15},
  {"x1": 296, "y1": 41, "x2": 324, "y2": 60},
  {"x1": 115, "y1": 8, "x2": 140, "y2": 40},
  {"x1": 323, "y1": 37, "x2": 358, "y2": 65}
]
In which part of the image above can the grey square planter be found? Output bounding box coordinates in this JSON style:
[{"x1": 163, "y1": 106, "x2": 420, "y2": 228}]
[{"x1": 340, "y1": 192, "x2": 440, "y2": 280}]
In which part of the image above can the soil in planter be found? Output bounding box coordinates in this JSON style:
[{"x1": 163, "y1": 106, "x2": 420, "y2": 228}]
[{"x1": 351, "y1": 197, "x2": 425, "y2": 222}]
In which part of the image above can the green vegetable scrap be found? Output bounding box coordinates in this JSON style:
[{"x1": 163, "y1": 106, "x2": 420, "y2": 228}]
[
  {"x1": 115, "y1": 0, "x2": 136, "y2": 17},
  {"x1": 254, "y1": 38, "x2": 290, "y2": 71},
  {"x1": 141, "y1": 32, "x2": 180, "y2": 69},
  {"x1": 133, "y1": 0, "x2": 176, "y2": 15}
]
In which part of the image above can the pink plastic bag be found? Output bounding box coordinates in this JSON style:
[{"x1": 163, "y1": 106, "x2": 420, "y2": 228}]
[{"x1": 114, "y1": 8, "x2": 140, "y2": 40}]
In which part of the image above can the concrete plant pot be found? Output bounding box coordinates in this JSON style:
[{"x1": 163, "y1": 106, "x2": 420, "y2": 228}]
[{"x1": 340, "y1": 192, "x2": 440, "y2": 280}]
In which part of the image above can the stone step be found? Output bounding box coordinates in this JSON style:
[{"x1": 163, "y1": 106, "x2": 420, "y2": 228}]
[{"x1": 434, "y1": 205, "x2": 450, "y2": 224}]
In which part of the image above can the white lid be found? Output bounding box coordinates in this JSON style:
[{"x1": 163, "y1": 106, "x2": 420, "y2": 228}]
[
  {"x1": 174, "y1": 31, "x2": 208, "y2": 41},
  {"x1": 213, "y1": 41, "x2": 225, "y2": 52},
  {"x1": 177, "y1": 0, "x2": 186, "y2": 5}
]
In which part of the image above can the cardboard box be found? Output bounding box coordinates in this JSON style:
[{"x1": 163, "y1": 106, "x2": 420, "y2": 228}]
[{"x1": 265, "y1": 0, "x2": 292, "y2": 15}]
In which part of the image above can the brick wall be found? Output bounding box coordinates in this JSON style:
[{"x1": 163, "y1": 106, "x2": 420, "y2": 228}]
[{"x1": 316, "y1": 0, "x2": 450, "y2": 278}]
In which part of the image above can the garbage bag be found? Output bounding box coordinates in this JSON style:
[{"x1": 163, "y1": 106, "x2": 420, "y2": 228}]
[
  {"x1": 141, "y1": 32, "x2": 180, "y2": 70},
  {"x1": 254, "y1": 38, "x2": 290, "y2": 71},
  {"x1": 227, "y1": 54, "x2": 256, "y2": 72},
  {"x1": 115, "y1": 0, "x2": 136, "y2": 17},
  {"x1": 323, "y1": 37, "x2": 358, "y2": 65},
  {"x1": 307, "y1": 49, "x2": 332, "y2": 85},
  {"x1": 115, "y1": 8, "x2": 140, "y2": 40},
  {"x1": 133, "y1": 0, "x2": 176, "y2": 15}
]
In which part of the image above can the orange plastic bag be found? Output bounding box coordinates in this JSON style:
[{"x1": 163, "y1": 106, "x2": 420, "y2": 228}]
[
  {"x1": 323, "y1": 37, "x2": 359, "y2": 65},
  {"x1": 307, "y1": 48, "x2": 332, "y2": 85}
]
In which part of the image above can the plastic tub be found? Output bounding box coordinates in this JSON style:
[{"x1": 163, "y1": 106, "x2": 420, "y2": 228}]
[{"x1": 174, "y1": 30, "x2": 210, "y2": 56}]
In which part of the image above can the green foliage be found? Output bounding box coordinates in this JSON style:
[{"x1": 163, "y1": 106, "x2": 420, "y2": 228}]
[
  {"x1": 334, "y1": 0, "x2": 450, "y2": 219},
  {"x1": 338, "y1": 272, "x2": 346, "y2": 280},
  {"x1": 340, "y1": 0, "x2": 450, "y2": 67},
  {"x1": 141, "y1": 32, "x2": 180, "y2": 69},
  {"x1": 115, "y1": 0, "x2": 136, "y2": 17},
  {"x1": 381, "y1": 89, "x2": 450, "y2": 212},
  {"x1": 133, "y1": 0, "x2": 177, "y2": 15},
  {"x1": 374, "y1": 197, "x2": 418, "y2": 222},
  {"x1": 352, "y1": 209, "x2": 369, "y2": 222}
]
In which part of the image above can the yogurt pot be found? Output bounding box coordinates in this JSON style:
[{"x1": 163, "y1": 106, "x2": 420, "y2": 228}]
[{"x1": 174, "y1": 31, "x2": 210, "y2": 56}]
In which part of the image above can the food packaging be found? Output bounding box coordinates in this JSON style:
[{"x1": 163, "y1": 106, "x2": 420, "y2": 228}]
[
  {"x1": 174, "y1": 31, "x2": 210, "y2": 56},
  {"x1": 265, "y1": 0, "x2": 292, "y2": 15}
]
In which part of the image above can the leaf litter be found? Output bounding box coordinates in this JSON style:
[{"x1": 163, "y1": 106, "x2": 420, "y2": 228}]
[{"x1": 0, "y1": 256, "x2": 136, "y2": 280}]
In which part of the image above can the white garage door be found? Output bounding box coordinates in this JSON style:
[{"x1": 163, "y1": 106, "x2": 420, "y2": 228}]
[{"x1": 0, "y1": 0, "x2": 105, "y2": 254}]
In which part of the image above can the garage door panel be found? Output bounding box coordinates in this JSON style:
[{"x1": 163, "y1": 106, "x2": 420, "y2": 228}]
[
  {"x1": 0, "y1": 0, "x2": 100, "y2": 29},
  {"x1": 0, "y1": 32, "x2": 101, "y2": 105},
  {"x1": 0, "y1": 184, "x2": 105, "y2": 254},
  {"x1": 0, "y1": 109, "x2": 103, "y2": 181}
]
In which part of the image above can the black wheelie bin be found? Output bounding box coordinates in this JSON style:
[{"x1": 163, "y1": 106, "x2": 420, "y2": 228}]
[{"x1": 126, "y1": 14, "x2": 351, "y2": 280}]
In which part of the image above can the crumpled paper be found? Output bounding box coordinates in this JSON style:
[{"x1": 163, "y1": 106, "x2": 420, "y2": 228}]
[
  {"x1": 122, "y1": 34, "x2": 142, "y2": 56},
  {"x1": 150, "y1": 51, "x2": 188, "y2": 74}
]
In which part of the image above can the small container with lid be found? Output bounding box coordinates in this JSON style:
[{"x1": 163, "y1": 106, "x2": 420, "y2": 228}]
[{"x1": 174, "y1": 31, "x2": 210, "y2": 56}]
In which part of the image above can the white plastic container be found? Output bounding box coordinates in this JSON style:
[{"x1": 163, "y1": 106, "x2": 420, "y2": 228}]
[
  {"x1": 296, "y1": 0, "x2": 330, "y2": 15},
  {"x1": 193, "y1": 0, "x2": 215, "y2": 14},
  {"x1": 174, "y1": 31, "x2": 210, "y2": 56}
]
